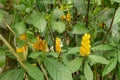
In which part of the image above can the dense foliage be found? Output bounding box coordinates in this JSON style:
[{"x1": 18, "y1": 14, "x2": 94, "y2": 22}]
[{"x1": 0, "y1": 0, "x2": 120, "y2": 80}]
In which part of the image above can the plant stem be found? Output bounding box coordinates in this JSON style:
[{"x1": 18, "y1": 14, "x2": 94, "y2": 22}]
[
  {"x1": 0, "y1": 34, "x2": 27, "y2": 71},
  {"x1": 102, "y1": 4, "x2": 119, "y2": 43},
  {"x1": 3, "y1": 20, "x2": 16, "y2": 36},
  {"x1": 85, "y1": 0, "x2": 90, "y2": 28},
  {"x1": 37, "y1": 59, "x2": 49, "y2": 80}
]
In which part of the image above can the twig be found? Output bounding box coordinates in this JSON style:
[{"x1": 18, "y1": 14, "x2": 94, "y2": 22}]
[
  {"x1": 102, "y1": 4, "x2": 119, "y2": 43},
  {"x1": 37, "y1": 59, "x2": 49, "y2": 80},
  {"x1": 3, "y1": 19, "x2": 16, "y2": 36},
  {"x1": 85, "y1": 0, "x2": 90, "y2": 28},
  {"x1": 0, "y1": 34, "x2": 27, "y2": 71}
]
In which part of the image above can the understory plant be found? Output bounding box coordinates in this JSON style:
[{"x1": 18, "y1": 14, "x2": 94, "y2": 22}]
[{"x1": 0, "y1": 0, "x2": 120, "y2": 80}]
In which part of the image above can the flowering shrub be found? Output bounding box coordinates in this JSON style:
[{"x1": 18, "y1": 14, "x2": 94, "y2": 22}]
[{"x1": 0, "y1": 0, "x2": 120, "y2": 80}]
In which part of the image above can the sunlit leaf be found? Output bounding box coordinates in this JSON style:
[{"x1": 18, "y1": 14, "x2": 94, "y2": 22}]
[
  {"x1": 25, "y1": 63, "x2": 44, "y2": 80},
  {"x1": 73, "y1": 23, "x2": 88, "y2": 34},
  {"x1": 67, "y1": 57, "x2": 83, "y2": 73},
  {"x1": 84, "y1": 61, "x2": 93, "y2": 80},
  {"x1": 0, "y1": 47, "x2": 6, "y2": 67},
  {"x1": 67, "y1": 47, "x2": 79, "y2": 54},
  {"x1": 52, "y1": 21, "x2": 66, "y2": 34},
  {"x1": 0, "y1": 69, "x2": 24, "y2": 80},
  {"x1": 113, "y1": 7, "x2": 120, "y2": 25},
  {"x1": 92, "y1": 44, "x2": 114, "y2": 51},
  {"x1": 102, "y1": 57, "x2": 117, "y2": 76},
  {"x1": 13, "y1": 22, "x2": 26, "y2": 35},
  {"x1": 43, "y1": 57, "x2": 73, "y2": 80},
  {"x1": 88, "y1": 55, "x2": 109, "y2": 64}
]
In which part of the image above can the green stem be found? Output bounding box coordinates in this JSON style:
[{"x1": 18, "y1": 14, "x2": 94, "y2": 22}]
[
  {"x1": 85, "y1": 0, "x2": 90, "y2": 28},
  {"x1": 0, "y1": 34, "x2": 27, "y2": 71},
  {"x1": 37, "y1": 58, "x2": 49, "y2": 80},
  {"x1": 102, "y1": 4, "x2": 119, "y2": 43}
]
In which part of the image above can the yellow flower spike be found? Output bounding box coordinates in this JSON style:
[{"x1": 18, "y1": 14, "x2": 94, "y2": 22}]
[
  {"x1": 32, "y1": 63, "x2": 37, "y2": 66},
  {"x1": 55, "y1": 37, "x2": 62, "y2": 53},
  {"x1": 33, "y1": 36, "x2": 43, "y2": 50},
  {"x1": 66, "y1": 12, "x2": 71, "y2": 22},
  {"x1": 60, "y1": 5, "x2": 64, "y2": 10},
  {"x1": 80, "y1": 33, "x2": 91, "y2": 57},
  {"x1": 19, "y1": 34, "x2": 27, "y2": 40},
  {"x1": 61, "y1": 15, "x2": 66, "y2": 20},
  {"x1": 16, "y1": 34, "x2": 28, "y2": 60},
  {"x1": 99, "y1": 22, "x2": 105, "y2": 28},
  {"x1": 33, "y1": 36, "x2": 48, "y2": 52}
]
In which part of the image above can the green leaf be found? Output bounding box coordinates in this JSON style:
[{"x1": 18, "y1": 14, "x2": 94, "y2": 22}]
[
  {"x1": 92, "y1": 44, "x2": 114, "y2": 51},
  {"x1": 14, "y1": 4, "x2": 25, "y2": 11},
  {"x1": 53, "y1": 8, "x2": 64, "y2": 18},
  {"x1": 67, "y1": 47, "x2": 79, "y2": 54},
  {"x1": 113, "y1": 7, "x2": 120, "y2": 25},
  {"x1": 13, "y1": 22, "x2": 26, "y2": 35},
  {"x1": 110, "y1": 0, "x2": 120, "y2": 3},
  {"x1": 25, "y1": 63, "x2": 44, "y2": 80},
  {"x1": 0, "y1": 69, "x2": 24, "y2": 80},
  {"x1": 117, "y1": 50, "x2": 120, "y2": 63},
  {"x1": 43, "y1": 58, "x2": 73, "y2": 80},
  {"x1": 27, "y1": 11, "x2": 47, "y2": 32},
  {"x1": 72, "y1": 23, "x2": 88, "y2": 34},
  {"x1": 88, "y1": 55, "x2": 109, "y2": 64},
  {"x1": 84, "y1": 61, "x2": 93, "y2": 80},
  {"x1": 67, "y1": 57, "x2": 83, "y2": 73},
  {"x1": 29, "y1": 51, "x2": 42, "y2": 59},
  {"x1": 0, "y1": 47, "x2": 6, "y2": 67},
  {"x1": 102, "y1": 57, "x2": 117, "y2": 76},
  {"x1": 45, "y1": 52, "x2": 59, "y2": 58},
  {"x1": 52, "y1": 21, "x2": 66, "y2": 34},
  {"x1": 73, "y1": 0, "x2": 86, "y2": 14},
  {"x1": 0, "y1": 10, "x2": 3, "y2": 22}
]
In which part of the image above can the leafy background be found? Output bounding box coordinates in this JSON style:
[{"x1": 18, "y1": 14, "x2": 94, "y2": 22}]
[{"x1": 0, "y1": 0, "x2": 120, "y2": 80}]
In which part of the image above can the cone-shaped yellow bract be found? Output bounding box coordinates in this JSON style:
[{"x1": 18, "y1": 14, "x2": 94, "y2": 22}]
[
  {"x1": 55, "y1": 37, "x2": 61, "y2": 53},
  {"x1": 80, "y1": 33, "x2": 91, "y2": 56},
  {"x1": 66, "y1": 12, "x2": 71, "y2": 22}
]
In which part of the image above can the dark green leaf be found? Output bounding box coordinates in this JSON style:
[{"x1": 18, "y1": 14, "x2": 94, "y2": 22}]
[
  {"x1": 43, "y1": 58, "x2": 73, "y2": 80},
  {"x1": 117, "y1": 50, "x2": 120, "y2": 63},
  {"x1": 73, "y1": 0, "x2": 86, "y2": 14},
  {"x1": 53, "y1": 8, "x2": 64, "y2": 18},
  {"x1": 84, "y1": 61, "x2": 93, "y2": 80},
  {"x1": 0, "y1": 69, "x2": 24, "y2": 80},
  {"x1": 102, "y1": 57, "x2": 117, "y2": 76},
  {"x1": 45, "y1": 52, "x2": 59, "y2": 58},
  {"x1": 26, "y1": 11, "x2": 47, "y2": 32},
  {"x1": 92, "y1": 44, "x2": 114, "y2": 51},
  {"x1": 110, "y1": 0, "x2": 120, "y2": 3},
  {"x1": 13, "y1": 22, "x2": 26, "y2": 35},
  {"x1": 67, "y1": 47, "x2": 79, "y2": 54},
  {"x1": 113, "y1": 7, "x2": 120, "y2": 25},
  {"x1": 72, "y1": 23, "x2": 88, "y2": 34},
  {"x1": 25, "y1": 63, "x2": 44, "y2": 80},
  {"x1": 52, "y1": 21, "x2": 66, "y2": 34},
  {"x1": 0, "y1": 47, "x2": 6, "y2": 67},
  {"x1": 29, "y1": 51, "x2": 42, "y2": 59},
  {"x1": 88, "y1": 55, "x2": 109, "y2": 64},
  {"x1": 0, "y1": 10, "x2": 3, "y2": 22},
  {"x1": 67, "y1": 57, "x2": 83, "y2": 73}
]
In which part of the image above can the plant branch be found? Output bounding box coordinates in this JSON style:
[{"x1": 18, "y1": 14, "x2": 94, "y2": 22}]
[
  {"x1": 3, "y1": 19, "x2": 16, "y2": 36},
  {"x1": 0, "y1": 34, "x2": 27, "y2": 71},
  {"x1": 102, "y1": 5, "x2": 119, "y2": 43},
  {"x1": 37, "y1": 59, "x2": 49, "y2": 80},
  {"x1": 85, "y1": 0, "x2": 90, "y2": 28}
]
